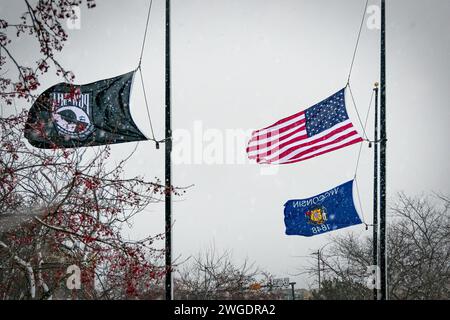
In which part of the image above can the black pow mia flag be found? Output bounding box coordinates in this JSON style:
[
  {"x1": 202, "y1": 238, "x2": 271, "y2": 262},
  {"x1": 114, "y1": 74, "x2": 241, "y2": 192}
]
[{"x1": 24, "y1": 71, "x2": 147, "y2": 149}]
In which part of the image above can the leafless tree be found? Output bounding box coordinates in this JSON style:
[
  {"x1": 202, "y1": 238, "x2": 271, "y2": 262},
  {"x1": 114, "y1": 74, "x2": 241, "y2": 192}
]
[
  {"x1": 387, "y1": 193, "x2": 450, "y2": 299},
  {"x1": 300, "y1": 193, "x2": 450, "y2": 300}
]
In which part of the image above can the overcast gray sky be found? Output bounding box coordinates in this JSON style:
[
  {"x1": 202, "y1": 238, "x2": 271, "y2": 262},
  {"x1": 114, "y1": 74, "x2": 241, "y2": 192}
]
[{"x1": 2, "y1": 0, "x2": 450, "y2": 288}]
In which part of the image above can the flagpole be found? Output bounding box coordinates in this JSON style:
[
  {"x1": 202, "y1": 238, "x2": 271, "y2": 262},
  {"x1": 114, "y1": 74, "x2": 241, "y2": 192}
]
[
  {"x1": 373, "y1": 82, "x2": 379, "y2": 300},
  {"x1": 165, "y1": 0, "x2": 173, "y2": 301},
  {"x1": 379, "y1": 0, "x2": 388, "y2": 300}
]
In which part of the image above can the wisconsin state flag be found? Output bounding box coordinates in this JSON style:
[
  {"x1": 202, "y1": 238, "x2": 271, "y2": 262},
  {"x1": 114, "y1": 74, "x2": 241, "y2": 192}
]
[{"x1": 284, "y1": 180, "x2": 362, "y2": 237}]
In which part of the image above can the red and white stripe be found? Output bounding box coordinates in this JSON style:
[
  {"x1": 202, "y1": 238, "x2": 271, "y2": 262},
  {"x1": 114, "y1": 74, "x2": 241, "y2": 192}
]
[{"x1": 246, "y1": 110, "x2": 363, "y2": 165}]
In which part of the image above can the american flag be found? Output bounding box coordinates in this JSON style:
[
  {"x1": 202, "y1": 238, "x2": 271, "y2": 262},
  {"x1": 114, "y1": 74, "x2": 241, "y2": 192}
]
[{"x1": 246, "y1": 88, "x2": 363, "y2": 165}]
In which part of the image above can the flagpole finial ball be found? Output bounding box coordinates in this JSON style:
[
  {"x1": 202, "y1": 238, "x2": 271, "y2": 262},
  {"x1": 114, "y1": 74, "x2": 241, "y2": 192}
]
[{"x1": 374, "y1": 82, "x2": 379, "y2": 88}]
